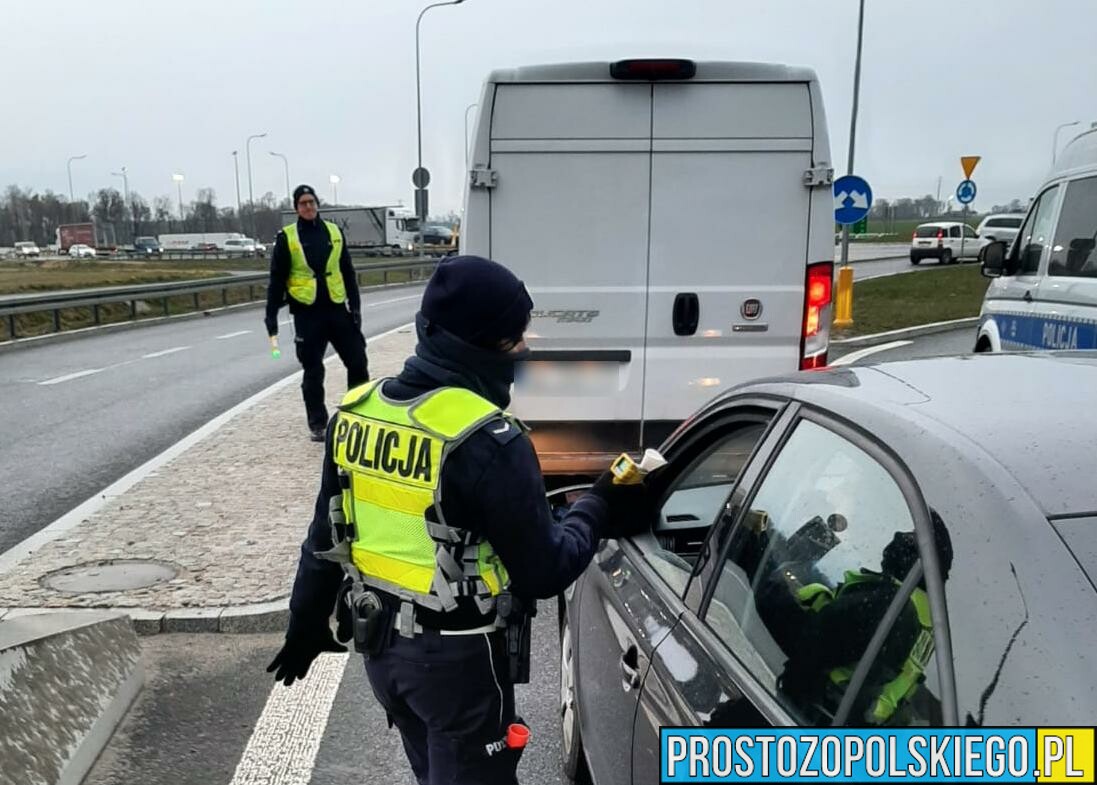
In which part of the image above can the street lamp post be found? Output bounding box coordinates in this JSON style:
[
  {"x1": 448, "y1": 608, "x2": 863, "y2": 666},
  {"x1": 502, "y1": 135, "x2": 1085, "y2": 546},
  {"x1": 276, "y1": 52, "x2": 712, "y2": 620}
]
[
  {"x1": 246, "y1": 132, "x2": 268, "y2": 237},
  {"x1": 839, "y1": 0, "x2": 866, "y2": 271},
  {"x1": 67, "y1": 154, "x2": 87, "y2": 203},
  {"x1": 415, "y1": 0, "x2": 466, "y2": 220},
  {"x1": 464, "y1": 102, "x2": 478, "y2": 173},
  {"x1": 232, "y1": 150, "x2": 243, "y2": 227},
  {"x1": 270, "y1": 152, "x2": 291, "y2": 205},
  {"x1": 111, "y1": 167, "x2": 131, "y2": 241},
  {"x1": 1052, "y1": 121, "x2": 1081, "y2": 165},
  {"x1": 172, "y1": 173, "x2": 185, "y2": 225},
  {"x1": 329, "y1": 174, "x2": 340, "y2": 205}
]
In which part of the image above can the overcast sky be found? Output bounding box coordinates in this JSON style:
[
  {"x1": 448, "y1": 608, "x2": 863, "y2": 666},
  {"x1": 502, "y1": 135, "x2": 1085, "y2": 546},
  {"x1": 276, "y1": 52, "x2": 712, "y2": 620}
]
[{"x1": 3, "y1": 0, "x2": 1095, "y2": 215}]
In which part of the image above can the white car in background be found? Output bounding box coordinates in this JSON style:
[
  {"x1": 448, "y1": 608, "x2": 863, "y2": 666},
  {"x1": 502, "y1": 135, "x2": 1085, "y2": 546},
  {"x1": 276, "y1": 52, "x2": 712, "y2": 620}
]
[
  {"x1": 222, "y1": 237, "x2": 258, "y2": 257},
  {"x1": 910, "y1": 221, "x2": 981, "y2": 264},
  {"x1": 976, "y1": 214, "x2": 1025, "y2": 247},
  {"x1": 68, "y1": 244, "x2": 97, "y2": 258},
  {"x1": 14, "y1": 241, "x2": 41, "y2": 258}
]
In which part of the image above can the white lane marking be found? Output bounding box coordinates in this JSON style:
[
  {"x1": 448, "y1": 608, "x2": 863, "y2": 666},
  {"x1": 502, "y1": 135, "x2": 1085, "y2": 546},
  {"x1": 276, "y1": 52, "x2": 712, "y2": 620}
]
[
  {"x1": 38, "y1": 368, "x2": 104, "y2": 386},
  {"x1": 0, "y1": 321, "x2": 413, "y2": 573},
  {"x1": 830, "y1": 340, "x2": 913, "y2": 366},
  {"x1": 143, "y1": 346, "x2": 190, "y2": 359},
  {"x1": 228, "y1": 653, "x2": 349, "y2": 785},
  {"x1": 368, "y1": 294, "x2": 421, "y2": 307},
  {"x1": 216, "y1": 330, "x2": 253, "y2": 340}
]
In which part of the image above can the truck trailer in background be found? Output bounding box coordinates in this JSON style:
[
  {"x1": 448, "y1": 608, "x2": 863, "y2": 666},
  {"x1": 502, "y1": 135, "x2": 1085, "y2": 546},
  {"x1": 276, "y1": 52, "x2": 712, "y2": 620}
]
[
  {"x1": 57, "y1": 223, "x2": 95, "y2": 252},
  {"x1": 157, "y1": 232, "x2": 245, "y2": 251},
  {"x1": 278, "y1": 205, "x2": 419, "y2": 252}
]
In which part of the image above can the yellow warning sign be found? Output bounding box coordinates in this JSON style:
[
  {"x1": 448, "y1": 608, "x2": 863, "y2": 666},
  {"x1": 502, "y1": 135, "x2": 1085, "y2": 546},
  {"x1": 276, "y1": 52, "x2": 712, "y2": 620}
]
[{"x1": 961, "y1": 156, "x2": 981, "y2": 179}]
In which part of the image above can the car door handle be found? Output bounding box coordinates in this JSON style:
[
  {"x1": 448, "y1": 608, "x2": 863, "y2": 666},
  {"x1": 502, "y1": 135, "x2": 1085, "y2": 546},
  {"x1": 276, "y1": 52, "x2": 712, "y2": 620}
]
[
  {"x1": 673, "y1": 293, "x2": 700, "y2": 336},
  {"x1": 620, "y1": 644, "x2": 642, "y2": 692},
  {"x1": 1023, "y1": 290, "x2": 1033, "y2": 303}
]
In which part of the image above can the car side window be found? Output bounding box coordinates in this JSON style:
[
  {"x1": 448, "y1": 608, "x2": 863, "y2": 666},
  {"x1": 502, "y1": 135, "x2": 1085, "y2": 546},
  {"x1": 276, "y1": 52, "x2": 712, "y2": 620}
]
[
  {"x1": 949, "y1": 226, "x2": 961, "y2": 238},
  {"x1": 1017, "y1": 185, "x2": 1061, "y2": 274},
  {"x1": 701, "y1": 419, "x2": 942, "y2": 727},
  {"x1": 1048, "y1": 176, "x2": 1097, "y2": 278},
  {"x1": 963, "y1": 225, "x2": 977, "y2": 239},
  {"x1": 642, "y1": 423, "x2": 768, "y2": 597}
]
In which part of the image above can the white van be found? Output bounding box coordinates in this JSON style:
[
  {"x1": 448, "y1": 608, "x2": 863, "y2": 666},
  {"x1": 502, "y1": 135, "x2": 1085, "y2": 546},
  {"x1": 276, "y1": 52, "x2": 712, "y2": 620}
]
[
  {"x1": 462, "y1": 59, "x2": 835, "y2": 475},
  {"x1": 976, "y1": 128, "x2": 1097, "y2": 352}
]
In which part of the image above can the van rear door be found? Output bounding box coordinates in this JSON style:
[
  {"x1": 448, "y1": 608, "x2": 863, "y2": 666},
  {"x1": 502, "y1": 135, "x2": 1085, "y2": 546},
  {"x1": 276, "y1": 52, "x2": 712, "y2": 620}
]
[
  {"x1": 487, "y1": 82, "x2": 652, "y2": 440},
  {"x1": 643, "y1": 82, "x2": 815, "y2": 424}
]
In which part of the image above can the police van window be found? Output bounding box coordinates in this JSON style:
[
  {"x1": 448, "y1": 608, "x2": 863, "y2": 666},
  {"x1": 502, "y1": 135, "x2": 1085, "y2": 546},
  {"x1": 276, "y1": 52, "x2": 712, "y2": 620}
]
[
  {"x1": 1017, "y1": 185, "x2": 1061, "y2": 275},
  {"x1": 1048, "y1": 177, "x2": 1097, "y2": 278},
  {"x1": 702, "y1": 419, "x2": 943, "y2": 727},
  {"x1": 643, "y1": 423, "x2": 768, "y2": 596}
]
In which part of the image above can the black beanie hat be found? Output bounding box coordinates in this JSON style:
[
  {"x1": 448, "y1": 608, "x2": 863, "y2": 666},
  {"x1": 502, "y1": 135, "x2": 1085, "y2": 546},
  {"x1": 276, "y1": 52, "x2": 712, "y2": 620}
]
[
  {"x1": 420, "y1": 255, "x2": 534, "y2": 349},
  {"x1": 293, "y1": 184, "x2": 317, "y2": 208}
]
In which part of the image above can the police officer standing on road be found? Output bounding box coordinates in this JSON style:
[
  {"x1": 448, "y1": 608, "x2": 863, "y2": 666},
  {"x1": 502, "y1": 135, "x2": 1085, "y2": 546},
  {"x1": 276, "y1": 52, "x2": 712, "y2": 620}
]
[
  {"x1": 267, "y1": 255, "x2": 649, "y2": 785},
  {"x1": 265, "y1": 184, "x2": 369, "y2": 441}
]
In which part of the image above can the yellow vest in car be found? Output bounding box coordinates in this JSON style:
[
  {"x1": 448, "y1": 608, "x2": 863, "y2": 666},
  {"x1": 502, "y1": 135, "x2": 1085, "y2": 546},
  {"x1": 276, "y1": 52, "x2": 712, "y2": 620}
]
[
  {"x1": 332, "y1": 379, "x2": 511, "y2": 614},
  {"x1": 283, "y1": 221, "x2": 346, "y2": 305},
  {"x1": 797, "y1": 570, "x2": 934, "y2": 724}
]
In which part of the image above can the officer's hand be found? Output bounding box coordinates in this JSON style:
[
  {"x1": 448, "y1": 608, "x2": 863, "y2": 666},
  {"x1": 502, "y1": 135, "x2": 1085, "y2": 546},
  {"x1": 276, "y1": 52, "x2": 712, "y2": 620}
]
[
  {"x1": 264, "y1": 316, "x2": 278, "y2": 337},
  {"x1": 586, "y1": 469, "x2": 655, "y2": 540},
  {"x1": 267, "y1": 622, "x2": 346, "y2": 687}
]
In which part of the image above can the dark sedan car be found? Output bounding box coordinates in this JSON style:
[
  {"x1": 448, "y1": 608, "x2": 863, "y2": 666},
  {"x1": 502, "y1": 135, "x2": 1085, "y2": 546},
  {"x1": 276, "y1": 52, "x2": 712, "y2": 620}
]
[{"x1": 559, "y1": 353, "x2": 1097, "y2": 785}]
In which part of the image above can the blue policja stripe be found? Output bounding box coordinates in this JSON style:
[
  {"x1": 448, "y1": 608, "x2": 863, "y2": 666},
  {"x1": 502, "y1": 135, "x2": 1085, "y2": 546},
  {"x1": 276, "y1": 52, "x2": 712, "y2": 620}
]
[
  {"x1": 659, "y1": 728, "x2": 1038, "y2": 783},
  {"x1": 989, "y1": 313, "x2": 1097, "y2": 350}
]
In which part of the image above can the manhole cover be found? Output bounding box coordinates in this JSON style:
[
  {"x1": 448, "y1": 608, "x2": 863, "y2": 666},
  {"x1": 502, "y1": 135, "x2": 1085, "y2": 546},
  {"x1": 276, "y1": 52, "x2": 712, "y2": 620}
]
[{"x1": 41, "y1": 559, "x2": 179, "y2": 593}]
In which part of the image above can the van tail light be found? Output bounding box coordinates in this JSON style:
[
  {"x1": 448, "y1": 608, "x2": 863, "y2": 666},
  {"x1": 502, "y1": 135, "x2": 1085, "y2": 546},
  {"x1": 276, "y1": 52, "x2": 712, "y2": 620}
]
[
  {"x1": 610, "y1": 59, "x2": 697, "y2": 80},
  {"x1": 800, "y1": 262, "x2": 833, "y2": 370},
  {"x1": 912, "y1": 230, "x2": 917, "y2": 241}
]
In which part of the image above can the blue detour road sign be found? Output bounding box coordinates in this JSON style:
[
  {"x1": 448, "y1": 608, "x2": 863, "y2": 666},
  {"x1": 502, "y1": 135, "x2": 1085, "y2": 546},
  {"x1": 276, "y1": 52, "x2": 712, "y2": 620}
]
[
  {"x1": 957, "y1": 179, "x2": 977, "y2": 204},
  {"x1": 833, "y1": 175, "x2": 873, "y2": 225}
]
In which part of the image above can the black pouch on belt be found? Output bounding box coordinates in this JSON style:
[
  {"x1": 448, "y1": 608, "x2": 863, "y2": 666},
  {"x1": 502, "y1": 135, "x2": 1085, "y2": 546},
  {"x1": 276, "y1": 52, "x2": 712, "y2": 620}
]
[
  {"x1": 352, "y1": 592, "x2": 389, "y2": 657},
  {"x1": 498, "y1": 594, "x2": 536, "y2": 684}
]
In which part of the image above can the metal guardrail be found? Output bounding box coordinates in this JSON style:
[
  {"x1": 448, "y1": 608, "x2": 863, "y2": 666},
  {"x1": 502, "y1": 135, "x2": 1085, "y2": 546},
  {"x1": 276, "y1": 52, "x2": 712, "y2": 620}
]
[{"x1": 0, "y1": 258, "x2": 439, "y2": 342}]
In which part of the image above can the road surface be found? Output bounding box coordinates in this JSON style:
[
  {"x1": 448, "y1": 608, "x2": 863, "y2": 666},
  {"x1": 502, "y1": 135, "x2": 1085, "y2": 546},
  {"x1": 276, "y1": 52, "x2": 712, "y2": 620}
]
[{"x1": 0, "y1": 284, "x2": 424, "y2": 554}]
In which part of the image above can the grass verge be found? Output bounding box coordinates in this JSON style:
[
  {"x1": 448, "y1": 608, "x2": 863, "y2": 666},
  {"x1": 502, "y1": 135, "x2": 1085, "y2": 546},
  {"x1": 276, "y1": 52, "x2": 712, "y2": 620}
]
[
  {"x1": 832, "y1": 264, "x2": 989, "y2": 338},
  {"x1": 0, "y1": 261, "x2": 225, "y2": 295}
]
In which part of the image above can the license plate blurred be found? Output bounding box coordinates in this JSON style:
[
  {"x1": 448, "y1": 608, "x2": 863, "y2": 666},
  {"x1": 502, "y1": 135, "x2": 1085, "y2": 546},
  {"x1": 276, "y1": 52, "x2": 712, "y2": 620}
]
[{"x1": 516, "y1": 361, "x2": 619, "y2": 396}]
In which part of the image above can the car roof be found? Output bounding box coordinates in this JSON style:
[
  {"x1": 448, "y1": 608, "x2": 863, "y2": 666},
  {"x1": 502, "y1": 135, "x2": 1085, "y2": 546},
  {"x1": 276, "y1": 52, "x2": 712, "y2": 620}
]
[
  {"x1": 981, "y1": 213, "x2": 1025, "y2": 220},
  {"x1": 1048, "y1": 127, "x2": 1097, "y2": 181},
  {"x1": 731, "y1": 353, "x2": 1097, "y2": 517},
  {"x1": 487, "y1": 60, "x2": 817, "y2": 85},
  {"x1": 917, "y1": 221, "x2": 963, "y2": 227}
]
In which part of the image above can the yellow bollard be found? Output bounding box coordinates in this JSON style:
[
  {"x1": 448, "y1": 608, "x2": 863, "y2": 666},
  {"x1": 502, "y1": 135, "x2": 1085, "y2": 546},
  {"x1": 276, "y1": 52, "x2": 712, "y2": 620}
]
[{"x1": 833, "y1": 266, "x2": 854, "y2": 328}]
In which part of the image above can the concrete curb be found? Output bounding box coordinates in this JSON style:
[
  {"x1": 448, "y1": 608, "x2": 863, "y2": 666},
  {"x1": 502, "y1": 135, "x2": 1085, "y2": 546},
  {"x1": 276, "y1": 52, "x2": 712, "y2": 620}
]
[
  {"x1": 0, "y1": 601, "x2": 289, "y2": 635},
  {"x1": 832, "y1": 316, "x2": 979, "y2": 348},
  {"x1": 0, "y1": 279, "x2": 422, "y2": 355},
  {"x1": 0, "y1": 611, "x2": 144, "y2": 785}
]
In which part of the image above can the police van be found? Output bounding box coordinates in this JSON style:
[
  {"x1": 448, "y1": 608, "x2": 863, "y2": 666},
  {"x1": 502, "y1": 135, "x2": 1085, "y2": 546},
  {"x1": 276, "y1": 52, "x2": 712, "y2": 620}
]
[
  {"x1": 461, "y1": 59, "x2": 835, "y2": 476},
  {"x1": 977, "y1": 127, "x2": 1097, "y2": 352}
]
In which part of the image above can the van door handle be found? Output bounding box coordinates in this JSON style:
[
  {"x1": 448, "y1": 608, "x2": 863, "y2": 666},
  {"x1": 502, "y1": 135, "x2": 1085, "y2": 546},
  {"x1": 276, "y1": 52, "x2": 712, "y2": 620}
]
[
  {"x1": 673, "y1": 293, "x2": 699, "y2": 336},
  {"x1": 620, "y1": 644, "x2": 642, "y2": 692},
  {"x1": 1023, "y1": 290, "x2": 1033, "y2": 303}
]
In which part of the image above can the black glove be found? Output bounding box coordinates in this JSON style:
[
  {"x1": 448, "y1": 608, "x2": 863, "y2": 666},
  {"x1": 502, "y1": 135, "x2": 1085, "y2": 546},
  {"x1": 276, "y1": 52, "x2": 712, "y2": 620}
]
[
  {"x1": 267, "y1": 616, "x2": 347, "y2": 687},
  {"x1": 351, "y1": 311, "x2": 362, "y2": 331},
  {"x1": 586, "y1": 469, "x2": 655, "y2": 540},
  {"x1": 264, "y1": 316, "x2": 278, "y2": 337}
]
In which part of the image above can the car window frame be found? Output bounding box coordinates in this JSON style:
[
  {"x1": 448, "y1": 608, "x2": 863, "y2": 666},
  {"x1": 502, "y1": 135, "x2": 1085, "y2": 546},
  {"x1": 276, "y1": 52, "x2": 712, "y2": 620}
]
[
  {"x1": 692, "y1": 404, "x2": 958, "y2": 726},
  {"x1": 1047, "y1": 174, "x2": 1097, "y2": 279},
  {"x1": 1009, "y1": 183, "x2": 1063, "y2": 276},
  {"x1": 620, "y1": 396, "x2": 791, "y2": 614}
]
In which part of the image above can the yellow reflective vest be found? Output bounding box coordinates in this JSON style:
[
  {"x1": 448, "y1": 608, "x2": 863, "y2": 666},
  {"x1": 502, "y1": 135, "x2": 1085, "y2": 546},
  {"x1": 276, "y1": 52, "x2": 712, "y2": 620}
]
[
  {"x1": 331, "y1": 379, "x2": 512, "y2": 615},
  {"x1": 283, "y1": 221, "x2": 346, "y2": 305},
  {"x1": 796, "y1": 570, "x2": 934, "y2": 724}
]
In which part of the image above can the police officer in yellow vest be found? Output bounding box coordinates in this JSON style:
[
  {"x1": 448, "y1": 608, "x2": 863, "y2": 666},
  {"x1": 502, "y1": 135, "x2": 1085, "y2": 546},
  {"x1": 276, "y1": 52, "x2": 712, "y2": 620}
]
[
  {"x1": 267, "y1": 256, "x2": 651, "y2": 785},
  {"x1": 776, "y1": 514, "x2": 953, "y2": 725},
  {"x1": 265, "y1": 184, "x2": 368, "y2": 441}
]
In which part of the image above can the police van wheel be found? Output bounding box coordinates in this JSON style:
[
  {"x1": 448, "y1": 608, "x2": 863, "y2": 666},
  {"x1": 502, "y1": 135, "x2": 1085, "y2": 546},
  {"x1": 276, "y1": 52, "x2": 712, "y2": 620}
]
[
  {"x1": 560, "y1": 617, "x2": 586, "y2": 781},
  {"x1": 940, "y1": 249, "x2": 953, "y2": 265}
]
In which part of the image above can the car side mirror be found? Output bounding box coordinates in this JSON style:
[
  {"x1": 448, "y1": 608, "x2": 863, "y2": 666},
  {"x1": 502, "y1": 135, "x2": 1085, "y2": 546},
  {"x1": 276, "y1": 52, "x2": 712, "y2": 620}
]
[{"x1": 980, "y1": 240, "x2": 1008, "y2": 278}]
